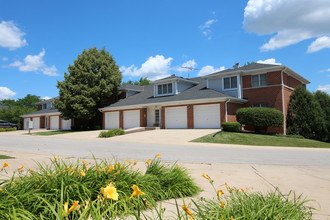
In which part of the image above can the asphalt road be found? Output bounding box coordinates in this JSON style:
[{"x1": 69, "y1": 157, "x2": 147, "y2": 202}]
[{"x1": 1, "y1": 135, "x2": 330, "y2": 166}]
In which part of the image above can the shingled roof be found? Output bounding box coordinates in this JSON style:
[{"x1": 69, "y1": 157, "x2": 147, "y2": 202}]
[{"x1": 20, "y1": 108, "x2": 60, "y2": 117}]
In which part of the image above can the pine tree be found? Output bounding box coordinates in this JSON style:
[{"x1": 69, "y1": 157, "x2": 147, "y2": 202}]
[
  {"x1": 287, "y1": 86, "x2": 327, "y2": 140},
  {"x1": 55, "y1": 47, "x2": 122, "y2": 129},
  {"x1": 314, "y1": 90, "x2": 330, "y2": 141}
]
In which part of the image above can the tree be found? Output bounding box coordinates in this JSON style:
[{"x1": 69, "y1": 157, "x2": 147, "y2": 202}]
[
  {"x1": 123, "y1": 77, "x2": 150, "y2": 86},
  {"x1": 287, "y1": 86, "x2": 327, "y2": 140},
  {"x1": 0, "y1": 94, "x2": 40, "y2": 129},
  {"x1": 55, "y1": 47, "x2": 122, "y2": 129},
  {"x1": 314, "y1": 90, "x2": 330, "y2": 141}
]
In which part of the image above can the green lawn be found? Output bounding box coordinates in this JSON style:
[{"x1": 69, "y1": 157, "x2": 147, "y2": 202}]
[
  {"x1": 0, "y1": 155, "x2": 14, "y2": 159},
  {"x1": 192, "y1": 131, "x2": 330, "y2": 148},
  {"x1": 31, "y1": 130, "x2": 79, "y2": 136}
]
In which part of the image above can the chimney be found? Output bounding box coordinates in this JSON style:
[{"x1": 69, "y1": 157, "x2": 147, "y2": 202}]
[{"x1": 233, "y1": 63, "x2": 240, "y2": 69}]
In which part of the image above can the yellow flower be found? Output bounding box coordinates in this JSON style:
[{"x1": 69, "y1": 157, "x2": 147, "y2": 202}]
[
  {"x1": 63, "y1": 202, "x2": 69, "y2": 216},
  {"x1": 113, "y1": 171, "x2": 120, "y2": 175},
  {"x1": 28, "y1": 169, "x2": 34, "y2": 173},
  {"x1": 145, "y1": 159, "x2": 152, "y2": 164},
  {"x1": 219, "y1": 202, "x2": 225, "y2": 208},
  {"x1": 229, "y1": 218, "x2": 235, "y2": 220},
  {"x1": 2, "y1": 162, "x2": 9, "y2": 168},
  {"x1": 0, "y1": 188, "x2": 3, "y2": 191},
  {"x1": 129, "y1": 185, "x2": 145, "y2": 199},
  {"x1": 201, "y1": 173, "x2": 211, "y2": 180},
  {"x1": 181, "y1": 205, "x2": 193, "y2": 216},
  {"x1": 142, "y1": 198, "x2": 151, "y2": 207},
  {"x1": 100, "y1": 183, "x2": 119, "y2": 200},
  {"x1": 100, "y1": 166, "x2": 107, "y2": 171},
  {"x1": 155, "y1": 154, "x2": 161, "y2": 158},
  {"x1": 107, "y1": 165, "x2": 114, "y2": 173},
  {"x1": 68, "y1": 200, "x2": 79, "y2": 212},
  {"x1": 217, "y1": 189, "x2": 224, "y2": 197},
  {"x1": 239, "y1": 188, "x2": 244, "y2": 193},
  {"x1": 79, "y1": 170, "x2": 86, "y2": 177},
  {"x1": 17, "y1": 165, "x2": 25, "y2": 171}
]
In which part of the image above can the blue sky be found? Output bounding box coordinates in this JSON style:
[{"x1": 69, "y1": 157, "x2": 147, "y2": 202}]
[{"x1": 1, "y1": 0, "x2": 329, "y2": 100}]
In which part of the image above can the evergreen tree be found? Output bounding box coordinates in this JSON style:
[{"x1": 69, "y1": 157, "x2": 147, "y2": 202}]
[
  {"x1": 287, "y1": 86, "x2": 327, "y2": 140},
  {"x1": 314, "y1": 90, "x2": 330, "y2": 141},
  {"x1": 55, "y1": 47, "x2": 122, "y2": 129}
]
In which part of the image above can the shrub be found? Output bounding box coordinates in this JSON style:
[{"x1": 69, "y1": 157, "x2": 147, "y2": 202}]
[
  {"x1": 222, "y1": 122, "x2": 240, "y2": 132},
  {"x1": 0, "y1": 127, "x2": 17, "y2": 132},
  {"x1": 98, "y1": 129, "x2": 125, "y2": 138},
  {"x1": 237, "y1": 107, "x2": 283, "y2": 133}
]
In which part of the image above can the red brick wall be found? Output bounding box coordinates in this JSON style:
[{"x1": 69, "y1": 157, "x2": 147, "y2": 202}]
[
  {"x1": 267, "y1": 71, "x2": 281, "y2": 85},
  {"x1": 227, "y1": 103, "x2": 243, "y2": 122},
  {"x1": 283, "y1": 72, "x2": 302, "y2": 88},
  {"x1": 102, "y1": 112, "x2": 105, "y2": 129},
  {"x1": 119, "y1": 111, "x2": 123, "y2": 129},
  {"x1": 37, "y1": 105, "x2": 42, "y2": 111},
  {"x1": 243, "y1": 86, "x2": 283, "y2": 111},
  {"x1": 187, "y1": 105, "x2": 194, "y2": 128},
  {"x1": 40, "y1": 116, "x2": 45, "y2": 128}
]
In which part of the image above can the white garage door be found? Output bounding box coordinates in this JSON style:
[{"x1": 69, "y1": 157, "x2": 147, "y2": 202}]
[
  {"x1": 123, "y1": 110, "x2": 140, "y2": 129},
  {"x1": 32, "y1": 118, "x2": 40, "y2": 129},
  {"x1": 194, "y1": 104, "x2": 220, "y2": 129},
  {"x1": 105, "y1": 112, "x2": 119, "y2": 129},
  {"x1": 165, "y1": 106, "x2": 187, "y2": 129},
  {"x1": 50, "y1": 116, "x2": 59, "y2": 130},
  {"x1": 62, "y1": 119, "x2": 72, "y2": 130},
  {"x1": 24, "y1": 118, "x2": 30, "y2": 130}
]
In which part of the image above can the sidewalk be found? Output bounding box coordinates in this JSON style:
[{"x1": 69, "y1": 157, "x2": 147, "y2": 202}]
[{"x1": 0, "y1": 150, "x2": 329, "y2": 219}]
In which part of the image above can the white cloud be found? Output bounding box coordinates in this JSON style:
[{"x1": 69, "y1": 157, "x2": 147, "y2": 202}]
[
  {"x1": 244, "y1": 0, "x2": 330, "y2": 52},
  {"x1": 178, "y1": 59, "x2": 197, "y2": 72},
  {"x1": 0, "y1": 87, "x2": 16, "y2": 100},
  {"x1": 0, "y1": 21, "x2": 27, "y2": 50},
  {"x1": 10, "y1": 49, "x2": 59, "y2": 76},
  {"x1": 2, "y1": 57, "x2": 8, "y2": 61},
  {"x1": 257, "y1": 58, "x2": 281, "y2": 65},
  {"x1": 320, "y1": 68, "x2": 330, "y2": 73},
  {"x1": 307, "y1": 36, "x2": 330, "y2": 53},
  {"x1": 317, "y1": 85, "x2": 330, "y2": 94},
  {"x1": 120, "y1": 55, "x2": 173, "y2": 80},
  {"x1": 41, "y1": 96, "x2": 52, "y2": 100},
  {"x1": 199, "y1": 19, "x2": 218, "y2": 40},
  {"x1": 198, "y1": 65, "x2": 225, "y2": 76}
]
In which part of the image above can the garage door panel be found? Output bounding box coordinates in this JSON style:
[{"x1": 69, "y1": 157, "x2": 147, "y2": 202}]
[
  {"x1": 123, "y1": 110, "x2": 140, "y2": 129},
  {"x1": 50, "y1": 116, "x2": 59, "y2": 130},
  {"x1": 62, "y1": 119, "x2": 72, "y2": 130},
  {"x1": 194, "y1": 104, "x2": 220, "y2": 129},
  {"x1": 105, "y1": 112, "x2": 119, "y2": 129},
  {"x1": 24, "y1": 118, "x2": 30, "y2": 130},
  {"x1": 32, "y1": 118, "x2": 40, "y2": 129},
  {"x1": 165, "y1": 107, "x2": 187, "y2": 129}
]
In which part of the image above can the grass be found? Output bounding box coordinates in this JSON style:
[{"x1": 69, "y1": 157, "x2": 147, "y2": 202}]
[
  {"x1": 192, "y1": 131, "x2": 330, "y2": 148},
  {"x1": 0, "y1": 155, "x2": 14, "y2": 159},
  {"x1": 31, "y1": 130, "x2": 80, "y2": 136},
  {"x1": 0, "y1": 128, "x2": 17, "y2": 132},
  {"x1": 0, "y1": 155, "x2": 200, "y2": 219},
  {"x1": 99, "y1": 129, "x2": 125, "y2": 138}
]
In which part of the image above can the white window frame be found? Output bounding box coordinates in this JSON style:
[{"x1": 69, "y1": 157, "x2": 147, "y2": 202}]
[
  {"x1": 252, "y1": 103, "x2": 268, "y2": 108},
  {"x1": 156, "y1": 83, "x2": 174, "y2": 96},
  {"x1": 223, "y1": 76, "x2": 238, "y2": 90},
  {"x1": 252, "y1": 73, "x2": 267, "y2": 88}
]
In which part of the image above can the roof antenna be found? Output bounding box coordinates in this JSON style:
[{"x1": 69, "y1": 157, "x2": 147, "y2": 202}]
[{"x1": 180, "y1": 66, "x2": 199, "y2": 78}]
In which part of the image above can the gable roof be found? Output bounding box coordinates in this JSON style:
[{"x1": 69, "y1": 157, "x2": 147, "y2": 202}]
[
  {"x1": 100, "y1": 77, "x2": 244, "y2": 111},
  {"x1": 120, "y1": 84, "x2": 144, "y2": 91},
  {"x1": 152, "y1": 75, "x2": 199, "y2": 85},
  {"x1": 20, "y1": 108, "x2": 60, "y2": 117}
]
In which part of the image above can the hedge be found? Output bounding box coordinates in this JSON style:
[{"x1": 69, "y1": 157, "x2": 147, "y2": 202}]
[
  {"x1": 222, "y1": 122, "x2": 241, "y2": 132},
  {"x1": 98, "y1": 129, "x2": 125, "y2": 138},
  {"x1": 236, "y1": 107, "x2": 283, "y2": 133}
]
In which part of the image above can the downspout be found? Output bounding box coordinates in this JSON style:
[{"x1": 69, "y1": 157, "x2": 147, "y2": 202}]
[
  {"x1": 281, "y1": 67, "x2": 287, "y2": 135},
  {"x1": 225, "y1": 98, "x2": 231, "y2": 122}
]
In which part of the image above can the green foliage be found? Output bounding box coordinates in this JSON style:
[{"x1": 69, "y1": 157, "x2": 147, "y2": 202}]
[
  {"x1": 287, "y1": 86, "x2": 327, "y2": 140},
  {"x1": 124, "y1": 77, "x2": 150, "y2": 86},
  {"x1": 0, "y1": 156, "x2": 200, "y2": 219},
  {"x1": 0, "y1": 94, "x2": 40, "y2": 129},
  {"x1": 221, "y1": 122, "x2": 240, "y2": 132},
  {"x1": 236, "y1": 107, "x2": 283, "y2": 133},
  {"x1": 193, "y1": 190, "x2": 312, "y2": 220},
  {"x1": 314, "y1": 90, "x2": 330, "y2": 141},
  {"x1": 55, "y1": 47, "x2": 122, "y2": 128},
  {"x1": 0, "y1": 127, "x2": 17, "y2": 132},
  {"x1": 0, "y1": 155, "x2": 14, "y2": 159},
  {"x1": 98, "y1": 129, "x2": 125, "y2": 138}
]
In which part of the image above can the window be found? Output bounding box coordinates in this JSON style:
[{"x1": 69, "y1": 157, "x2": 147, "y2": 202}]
[
  {"x1": 223, "y1": 76, "x2": 237, "y2": 89},
  {"x1": 155, "y1": 109, "x2": 160, "y2": 124},
  {"x1": 252, "y1": 103, "x2": 268, "y2": 108},
  {"x1": 157, "y1": 83, "x2": 173, "y2": 95},
  {"x1": 252, "y1": 74, "x2": 267, "y2": 87},
  {"x1": 42, "y1": 104, "x2": 47, "y2": 109}
]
